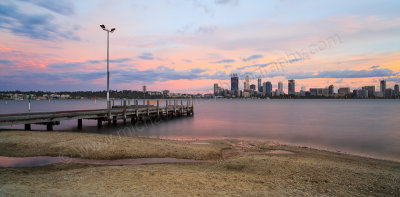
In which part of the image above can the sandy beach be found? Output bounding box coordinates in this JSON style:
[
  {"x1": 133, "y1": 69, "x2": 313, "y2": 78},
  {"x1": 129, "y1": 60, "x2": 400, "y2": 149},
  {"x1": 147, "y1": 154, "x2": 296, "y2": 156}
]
[{"x1": 0, "y1": 130, "x2": 399, "y2": 196}]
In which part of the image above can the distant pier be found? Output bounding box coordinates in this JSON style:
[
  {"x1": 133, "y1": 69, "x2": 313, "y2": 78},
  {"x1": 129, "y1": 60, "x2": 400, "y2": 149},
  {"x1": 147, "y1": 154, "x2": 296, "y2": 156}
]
[{"x1": 0, "y1": 99, "x2": 194, "y2": 131}]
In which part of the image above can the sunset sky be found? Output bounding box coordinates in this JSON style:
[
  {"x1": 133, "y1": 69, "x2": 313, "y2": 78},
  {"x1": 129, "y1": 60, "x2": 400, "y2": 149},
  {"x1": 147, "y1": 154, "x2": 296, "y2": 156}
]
[{"x1": 1, "y1": 0, "x2": 399, "y2": 93}]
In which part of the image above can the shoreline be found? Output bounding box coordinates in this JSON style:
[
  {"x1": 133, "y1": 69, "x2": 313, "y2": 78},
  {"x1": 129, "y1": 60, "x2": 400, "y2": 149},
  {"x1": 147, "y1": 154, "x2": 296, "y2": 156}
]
[
  {"x1": 1, "y1": 129, "x2": 398, "y2": 163},
  {"x1": 0, "y1": 130, "x2": 399, "y2": 196},
  {"x1": 145, "y1": 134, "x2": 400, "y2": 164}
]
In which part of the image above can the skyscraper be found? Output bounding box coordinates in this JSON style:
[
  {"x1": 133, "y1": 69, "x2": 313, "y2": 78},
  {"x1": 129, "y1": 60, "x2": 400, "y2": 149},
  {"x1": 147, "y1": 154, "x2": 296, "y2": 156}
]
[
  {"x1": 362, "y1": 86, "x2": 375, "y2": 98},
  {"x1": 278, "y1": 81, "x2": 283, "y2": 93},
  {"x1": 258, "y1": 78, "x2": 262, "y2": 92},
  {"x1": 395, "y1": 84, "x2": 399, "y2": 96},
  {"x1": 288, "y1": 79, "x2": 295, "y2": 95},
  {"x1": 245, "y1": 75, "x2": 250, "y2": 90},
  {"x1": 265, "y1": 81, "x2": 272, "y2": 97},
  {"x1": 328, "y1": 85, "x2": 334, "y2": 95},
  {"x1": 214, "y1": 83, "x2": 219, "y2": 96},
  {"x1": 380, "y1": 80, "x2": 386, "y2": 97},
  {"x1": 231, "y1": 74, "x2": 239, "y2": 97}
]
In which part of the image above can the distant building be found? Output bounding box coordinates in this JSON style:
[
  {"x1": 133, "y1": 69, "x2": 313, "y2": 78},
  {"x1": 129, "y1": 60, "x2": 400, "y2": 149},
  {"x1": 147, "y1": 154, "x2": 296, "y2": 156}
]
[
  {"x1": 310, "y1": 88, "x2": 319, "y2": 96},
  {"x1": 231, "y1": 74, "x2": 239, "y2": 97},
  {"x1": 288, "y1": 79, "x2": 295, "y2": 95},
  {"x1": 143, "y1": 85, "x2": 146, "y2": 93},
  {"x1": 214, "y1": 83, "x2": 219, "y2": 96},
  {"x1": 395, "y1": 84, "x2": 399, "y2": 96},
  {"x1": 263, "y1": 82, "x2": 272, "y2": 97},
  {"x1": 258, "y1": 78, "x2": 262, "y2": 92},
  {"x1": 245, "y1": 75, "x2": 250, "y2": 90},
  {"x1": 361, "y1": 86, "x2": 375, "y2": 98},
  {"x1": 354, "y1": 89, "x2": 368, "y2": 98},
  {"x1": 278, "y1": 81, "x2": 284, "y2": 95},
  {"x1": 338, "y1": 87, "x2": 350, "y2": 96},
  {"x1": 309, "y1": 88, "x2": 328, "y2": 96},
  {"x1": 385, "y1": 88, "x2": 393, "y2": 98},
  {"x1": 250, "y1": 84, "x2": 256, "y2": 91},
  {"x1": 328, "y1": 85, "x2": 334, "y2": 95},
  {"x1": 380, "y1": 80, "x2": 386, "y2": 97},
  {"x1": 162, "y1": 90, "x2": 170, "y2": 96}
]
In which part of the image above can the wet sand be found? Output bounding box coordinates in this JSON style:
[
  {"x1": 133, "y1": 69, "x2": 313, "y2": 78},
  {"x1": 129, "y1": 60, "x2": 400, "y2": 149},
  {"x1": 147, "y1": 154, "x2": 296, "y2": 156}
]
[{"x1": 0, "y1": 130, "x2": 399, "y2": 196}]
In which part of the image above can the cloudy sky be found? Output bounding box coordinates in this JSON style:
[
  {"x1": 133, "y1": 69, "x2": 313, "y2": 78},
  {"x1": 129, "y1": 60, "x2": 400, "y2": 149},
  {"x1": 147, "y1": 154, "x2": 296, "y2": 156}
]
[{"x1": 0, "y1": 0, "x2": 399, "y2": 93}]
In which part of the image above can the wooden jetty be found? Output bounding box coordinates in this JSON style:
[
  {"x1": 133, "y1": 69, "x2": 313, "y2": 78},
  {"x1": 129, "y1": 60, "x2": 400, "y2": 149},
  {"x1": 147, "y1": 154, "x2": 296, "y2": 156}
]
[{"x1": 0, "y1": 99, "x2": 194, "y2": 131}]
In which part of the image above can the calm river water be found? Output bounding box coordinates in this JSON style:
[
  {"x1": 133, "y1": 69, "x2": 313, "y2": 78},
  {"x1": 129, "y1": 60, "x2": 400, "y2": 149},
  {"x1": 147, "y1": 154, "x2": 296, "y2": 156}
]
[{"x1": 1, "y1": 99, "x2": 399, "y2": 162}]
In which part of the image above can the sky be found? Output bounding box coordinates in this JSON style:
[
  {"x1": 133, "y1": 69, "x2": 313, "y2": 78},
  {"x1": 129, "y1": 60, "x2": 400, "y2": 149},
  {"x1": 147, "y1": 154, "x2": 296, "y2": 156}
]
[{"x1": 0, "y1": 0, "x2": 400, "y2": 93}]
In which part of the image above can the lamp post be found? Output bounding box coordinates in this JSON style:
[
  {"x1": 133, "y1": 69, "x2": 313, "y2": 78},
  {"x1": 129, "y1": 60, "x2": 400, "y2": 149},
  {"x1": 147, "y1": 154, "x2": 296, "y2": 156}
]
[{"x1": 100, "y1": 24, "x2": 116, "y2": 121}]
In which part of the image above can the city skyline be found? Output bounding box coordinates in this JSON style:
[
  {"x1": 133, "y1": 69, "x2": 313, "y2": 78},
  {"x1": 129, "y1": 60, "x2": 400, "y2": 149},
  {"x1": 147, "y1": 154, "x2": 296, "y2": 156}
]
[
  {"x1": 214, "y1": 76, "x2": 399, "y2": 98},
  {"x1": 1, "y1": 0, "x2": 400, "y2": 93}
]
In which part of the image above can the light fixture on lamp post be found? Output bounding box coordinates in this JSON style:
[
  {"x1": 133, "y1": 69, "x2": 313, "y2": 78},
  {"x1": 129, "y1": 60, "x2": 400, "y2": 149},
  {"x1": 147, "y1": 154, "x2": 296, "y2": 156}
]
[{"x1": 100, "y1": 24, "x2": 116, "y2": 122}]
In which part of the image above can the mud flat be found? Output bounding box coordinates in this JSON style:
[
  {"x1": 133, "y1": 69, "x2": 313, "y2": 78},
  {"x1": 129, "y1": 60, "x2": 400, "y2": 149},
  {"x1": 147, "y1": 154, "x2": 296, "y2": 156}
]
[{"x1": 0, "y1": 131, "x2": 399, "y2": 196}]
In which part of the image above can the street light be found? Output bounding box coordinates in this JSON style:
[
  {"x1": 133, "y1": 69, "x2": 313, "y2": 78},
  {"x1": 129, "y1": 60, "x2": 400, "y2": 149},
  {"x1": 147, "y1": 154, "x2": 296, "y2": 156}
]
[{"x1": 100, "y1": 24, "x2": 116, "y2": 122}]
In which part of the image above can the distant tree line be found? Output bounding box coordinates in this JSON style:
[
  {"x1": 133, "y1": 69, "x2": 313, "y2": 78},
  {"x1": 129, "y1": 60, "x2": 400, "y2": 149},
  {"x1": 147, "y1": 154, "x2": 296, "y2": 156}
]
[{"x1": 0, "y1": 90, "x2": 173, "y2": 99}]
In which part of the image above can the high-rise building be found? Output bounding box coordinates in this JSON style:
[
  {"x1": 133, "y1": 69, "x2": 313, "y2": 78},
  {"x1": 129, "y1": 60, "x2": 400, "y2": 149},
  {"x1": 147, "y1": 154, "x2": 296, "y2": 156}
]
[
  {"x1": 328, "y1": 85, "x2": 334, "y2": 95},
  {"x1": 143, "y1": 85, "x2": 146, "y2": 93},
  {"x1": 213, "y1": 83, "x2": 219, "y2": 96},
  {"x1": 362, "y1": 86, "x2": 375, "y2": 98},
  {"x1": 278, "y1": 81, "x2": 283, "y2": 92},
  {"x1": 263, "y1": 82, "x2": 272, "y2": 97},
  {"x1": 385, "y1": 88, "x2": 393, "y2": 98},
  {"x1": 250, "y1": 84, "x2": 256, "y2": 90},
  {"x1": 258, "y1": 78, "x2": 262, "y2": 92},
  {"x1": 245, "y1": 75, "x2": 250, "y2": 90},
  {"x1": 288, "y1": 79, "x2": 295, "y2": 95},
  {"x1": 395, "y1": 84, "x2": 399, "y2": 96},
  {"x1": 380, "y1": 80, "x2": 386, "y2": 97},
  {"x1": 231, "y1": 74, "x2": 239, "y2": 97},
  {"x1": 354, "y1": 89, "x2": 368, "y2": 98},
  {"x1": 338, "y1": 87, "x2": 350, "y2": 96},
  {"x1": 309, "y1": 88, "x2": 329, "y2": 96}
]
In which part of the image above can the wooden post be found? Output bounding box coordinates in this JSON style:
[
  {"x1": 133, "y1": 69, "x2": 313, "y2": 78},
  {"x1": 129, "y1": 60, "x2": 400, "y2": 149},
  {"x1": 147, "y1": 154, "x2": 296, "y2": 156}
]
[
  {"x1": 174, "y1": 100, "x2": 177, "y2": 117},
  {"x1": 112, "y1": 98, "x2": 115, "y2": 107},
  {"x1": 187, "y1": 99, "x2": 189, "y2": 115},
  {"x1": 97, "y1": 119, "x2": 102, "y2": 129},
  {"x1": 46, "y1": 123, "x2": 53, "y2": 131},
  {"x1": 131, "y1": 116, "x2": 135, "y2": 124},
  {"x1": 143, "y1": 99, "x2": 145, "y2": 105},
  {"x1": 147, "y1": 99, "x2": 150, "y2": 116},
  {"x1": 180, "y1": 100, "x2": 183, "y2": 115},
  {"x1": 24, "y1": 124, "x2": 31, "y2": 131},
  {"x1": 113, "y1": 116, "x2": 117, "y2": 125},
  {"x1": 135, "y1": 100, "x2": 139, "y2": 117},
  {"x1": 128, "y1": 99, "x2": 130, "y2": 106},
  {"x1": 191, "y1": 98, "x2": 194, "y2": 115},
  {"x1": 123, "y1": 99, "x2": 127, "y2": 124},
  {"x1": 107, "y1": 100, "x2": 111, "y2": 124},
  {"x1": 165, "y1": 99, "x2": 168, "y2": 117},
  {"x1": 78, "y1": 119, "x2": 82, "y2": 130},
  {"x1": 157, "y1": 100, "x2": 160, "y2": 116}
]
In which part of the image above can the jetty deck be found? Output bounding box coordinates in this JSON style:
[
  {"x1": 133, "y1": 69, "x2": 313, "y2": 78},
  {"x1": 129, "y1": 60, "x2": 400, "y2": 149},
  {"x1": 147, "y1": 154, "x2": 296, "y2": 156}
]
[{"x1": 0, "y1": 99, "x2": 194, "y2": 131}]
